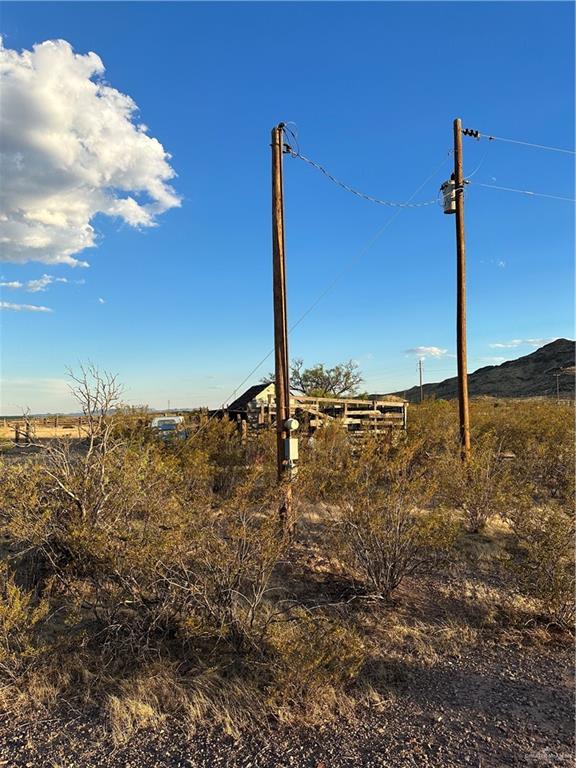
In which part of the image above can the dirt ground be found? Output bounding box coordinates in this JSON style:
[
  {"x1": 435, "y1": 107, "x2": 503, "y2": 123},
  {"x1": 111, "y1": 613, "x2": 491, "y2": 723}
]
[
  {"x1": 0, "y1": 637, "x2": 572, "y2": 768},
  {"x1": 0, "y1": 424, "x2": 84, "y2": 440},
  {"x1": 0, "y1": 441, "x2": 573, "y2": 767},
  {"x1": 0, "y1": 546, "x2": 573, "y2": 768}
]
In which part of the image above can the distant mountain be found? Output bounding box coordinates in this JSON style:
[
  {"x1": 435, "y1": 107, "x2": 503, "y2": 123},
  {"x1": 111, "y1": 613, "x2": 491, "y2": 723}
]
[{"x1": 393, "y1": 338, "x2": 575, "y2": 402}]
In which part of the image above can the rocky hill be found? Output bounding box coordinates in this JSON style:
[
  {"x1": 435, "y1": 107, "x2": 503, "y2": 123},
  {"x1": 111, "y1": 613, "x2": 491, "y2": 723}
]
[{"x1": 394, "y1": 338, "x2": 575, "y2": 402}]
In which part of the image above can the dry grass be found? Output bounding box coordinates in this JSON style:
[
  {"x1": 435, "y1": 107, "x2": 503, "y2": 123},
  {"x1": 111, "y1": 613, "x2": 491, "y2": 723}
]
[{"x1": 0, "y1": 390, "x2": 573, "y2": 743}]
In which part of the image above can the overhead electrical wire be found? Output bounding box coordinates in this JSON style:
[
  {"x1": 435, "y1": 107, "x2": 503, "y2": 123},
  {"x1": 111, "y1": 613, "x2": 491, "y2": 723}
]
[
  {"x1": 478, "y1": 132, "x2": 575, "y2": 156},
  {"x1": 470, "y1": 181, "x2": 575, "y2": 203},
  {"x1": 286, "y1": 149, "x2": 441, "y2": 208},
  {"x1": 285, "y1": 149, "x2": 453, "y2": 335},
  {"x1": 186, "y1": 125, "x2": 573, "y2": 443},
  {"x1": 283, "y1": 123, "x2": 442, "y2": 208},
  {"x1": 184, "y1": 147, "x2": 454, "y2": 442}
]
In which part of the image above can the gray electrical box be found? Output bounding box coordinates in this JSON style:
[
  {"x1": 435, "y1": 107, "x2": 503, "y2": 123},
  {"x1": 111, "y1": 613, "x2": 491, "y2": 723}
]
[
  {"x1": 285, "y1": 436, "x2": 299, "y2": 462},
  {"x1": 284, "y1": 436, "x2": 299, "y2": 476},
  {"x1": 440, "y1": 179, "x2": 457, "y2": 214}
]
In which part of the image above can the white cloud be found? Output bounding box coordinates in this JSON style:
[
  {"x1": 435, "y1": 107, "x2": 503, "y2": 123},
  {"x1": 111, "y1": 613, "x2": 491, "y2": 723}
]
[
  {"x1": 0, "y1": 301, "x2": 53, "y2": 312},
  {"x1": 0, "y1": 280, "x2": 23, "y2": 289},
  {"x1": 0, "y1": 274, "x2": 81, "y2": 291},
  {"x1": 405, "y1": 346, "x2": 450, "y2": 358},
  {"x1": 25, "y1": 274, "x2": 54, "y2": 292},
  {"x1": 489, "y1": 338, "x2": 557, "y2": 349},
  {"x1": 0, "y1": 38, "x2": 180, "y2": 267}
]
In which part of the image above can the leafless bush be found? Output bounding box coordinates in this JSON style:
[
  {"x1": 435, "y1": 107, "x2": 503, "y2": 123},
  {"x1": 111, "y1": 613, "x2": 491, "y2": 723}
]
[
  {"x1": 336, "y1": 477, "x2": 458, "y2": 600},
  {"x1": 150, "y1": 476, "x2": 287, "y2": 652}
]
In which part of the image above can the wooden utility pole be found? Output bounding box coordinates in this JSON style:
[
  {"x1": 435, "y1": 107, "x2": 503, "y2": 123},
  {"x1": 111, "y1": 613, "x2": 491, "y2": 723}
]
[
  {"x1": 453, "y1": 118, "x2": 471, "y2": 462},
  {"x1": 554, "y1": 372, "x2": 561, "y2": 403},
  {"x1": 271, "y1": 122, "x2": 292, "y2": 523},
  {"x1": 418, "y1": 359, "x2": 424, "y2": 403}
]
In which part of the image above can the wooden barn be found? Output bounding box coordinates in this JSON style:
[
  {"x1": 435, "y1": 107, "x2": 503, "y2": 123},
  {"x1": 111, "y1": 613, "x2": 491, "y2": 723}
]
[{"x1": 221, "y1": 384, "x2": 408, "y2": 436}]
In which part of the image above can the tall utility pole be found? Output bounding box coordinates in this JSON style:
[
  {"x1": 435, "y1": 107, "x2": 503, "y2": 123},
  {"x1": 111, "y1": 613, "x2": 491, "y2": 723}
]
[
  {"x1": 453, "y1": 118, "x2": 472, "y2": 462},
  {"x1": 554, "y1": 372, "x2": 561, "y2": 403},
  {"x1": 271, "y1": 122, "x2": 292, "y2": 522},
  {"x1": 418, "y1": 359, "x2": 424, "y2": 403}
]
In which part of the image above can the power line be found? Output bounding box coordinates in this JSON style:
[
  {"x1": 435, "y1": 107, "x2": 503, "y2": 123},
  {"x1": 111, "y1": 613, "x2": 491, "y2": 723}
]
[
  {"x1": 471, "y1": 181, "x2": 576, "y2": 203},
  {"x1": 189, "y1": 149, "x2": 453, "y2": 435},
  {"x1": 464, "y1": 147, "x2": 490, "y2": 180},
  {"x1": 472, "y1": 131, "x2": 575, "y2": 156},
  {"x1": 287, "y1": 151, "x2": 454, "y2": 335},
  {"x1": 287, "y1": 148, "x2": 441, "y2": 208}
]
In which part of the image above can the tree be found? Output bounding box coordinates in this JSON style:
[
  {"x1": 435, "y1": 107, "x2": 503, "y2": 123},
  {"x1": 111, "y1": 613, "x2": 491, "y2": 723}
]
[{"x1": 263, "y1": 359, "x2": 363, "y2": 398}]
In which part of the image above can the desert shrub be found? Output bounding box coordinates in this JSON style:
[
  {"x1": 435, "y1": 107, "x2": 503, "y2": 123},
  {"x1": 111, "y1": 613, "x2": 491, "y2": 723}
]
[
  {"x1": 409, "y1": 399, "x2": 574, "y2": 507},
  {"x1": 266, "y1": 609, "x2": 366, "y2": 723},
  {"x1": 298, "y1": 423, "x2": 436, "y2": 506},
  {"x1": 151, "y1": 477, "x2": 287, "y2": 652},
  {"x1": 471, "y1": 399, "x2": 574, "y2": 504},
  {"x1": 406, "y1": 399, "x2": 459, "y2": 457},
  {"x1": 193, "y1": 417, "x2": 244, "y2": 465},
  {"x1": 296, "y1": 422, "x2": 355, "y2": 503},
  {"x1": 2, "y1": 451, "x2": 285, "y2": 648},
  {"x1": 193, "y1": 422, "x2": 277, "y2": 500},
  {"x1": 301, "y1": 429, "x2": 457, "y2": 600},
  {"x1": 0, "y1": 459, "x2": 48, "y2": 536},
  {"x1": 437, "y1": 433, "x2": 518, "y2": 533},
  {"x1": 514, "y1": 431, "x2": 574, "y2": 505},
  {"x1": 0, "y1": 564, "x2": 49, "y2": 680},
  {"x1": 109, "y1": 405, "x2": 155, "y2": 444},
  {"x1": 506, "y1": 504, "x2": 575, "y2": 629},
  {"x1": 335, "y1": 475, "x2": 458, "y2": 600}
]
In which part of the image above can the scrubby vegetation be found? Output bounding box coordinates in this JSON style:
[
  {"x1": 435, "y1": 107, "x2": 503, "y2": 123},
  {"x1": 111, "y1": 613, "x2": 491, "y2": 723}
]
[{"x1": 0, "y1": 372, "x2": 573, "y2": 742}]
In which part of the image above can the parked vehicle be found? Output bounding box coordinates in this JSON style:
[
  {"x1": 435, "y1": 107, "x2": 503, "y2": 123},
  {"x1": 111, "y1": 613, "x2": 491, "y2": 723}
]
[{"x1": 150, "y1": 415, "x2": 187, "y2": 441}]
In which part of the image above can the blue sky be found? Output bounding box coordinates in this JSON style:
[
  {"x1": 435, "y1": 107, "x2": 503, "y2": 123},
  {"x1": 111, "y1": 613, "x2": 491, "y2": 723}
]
[{"x1": 0, "y1": 1, "x2": 574, "y2": 414}]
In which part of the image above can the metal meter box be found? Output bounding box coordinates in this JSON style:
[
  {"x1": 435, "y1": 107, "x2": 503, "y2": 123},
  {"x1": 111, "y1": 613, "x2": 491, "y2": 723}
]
[
  {"x1": 441, "y1": 179, "x2": 457, "y2": 214},
  {"x1": 285, "y1": 436, "x2": 299, "y2": 463}
]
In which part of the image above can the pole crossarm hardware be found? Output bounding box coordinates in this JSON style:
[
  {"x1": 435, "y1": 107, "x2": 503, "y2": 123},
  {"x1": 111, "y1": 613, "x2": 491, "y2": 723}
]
[{"x1": 462, "y1": 128, "x2": 481, "y2": 139}]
